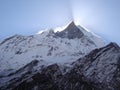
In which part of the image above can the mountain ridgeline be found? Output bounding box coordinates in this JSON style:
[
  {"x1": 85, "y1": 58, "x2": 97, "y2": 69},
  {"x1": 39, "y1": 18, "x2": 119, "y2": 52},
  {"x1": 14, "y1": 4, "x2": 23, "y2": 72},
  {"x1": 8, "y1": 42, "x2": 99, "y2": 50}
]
[
  {"x1": 55, "y1": 21, "x2": 84, "y2": 39},
  {"x1": 0, "y1": 21, "x2": 120, "y2": 90}
]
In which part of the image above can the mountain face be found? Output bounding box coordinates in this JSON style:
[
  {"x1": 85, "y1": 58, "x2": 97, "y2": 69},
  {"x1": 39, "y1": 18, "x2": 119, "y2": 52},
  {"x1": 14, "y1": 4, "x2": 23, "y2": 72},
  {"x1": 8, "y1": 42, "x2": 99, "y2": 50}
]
[
  {"x1": 55, "y1": 21, "x2": 84, "y2": 39},
  {"x1": 1, "y1": 21, "x2": 120, "y2": 90},
  {"x1": 0, "y1": 22, "x2": 104, "y2": 72},
  {"x1": 0, "y1": 42, "x2": 120, "y2": 90},
  {"x1": 69, "y1": 42, "x2": 120, "y2": 90}
]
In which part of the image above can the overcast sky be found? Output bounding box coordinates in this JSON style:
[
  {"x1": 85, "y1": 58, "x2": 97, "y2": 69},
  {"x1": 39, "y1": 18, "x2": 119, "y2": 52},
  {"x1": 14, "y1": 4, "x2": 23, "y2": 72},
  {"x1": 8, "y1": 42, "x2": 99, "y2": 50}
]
[{"x1": 0, "y1": 0, "x2": 120, "y2": 45}]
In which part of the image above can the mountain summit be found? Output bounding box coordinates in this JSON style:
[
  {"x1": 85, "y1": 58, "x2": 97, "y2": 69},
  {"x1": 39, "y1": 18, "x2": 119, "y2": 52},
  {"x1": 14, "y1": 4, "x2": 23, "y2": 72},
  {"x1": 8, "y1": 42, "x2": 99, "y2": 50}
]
[
  {"x1": 1, "y1": 21, "x2": 120, "y2": 90},
  {"x1": 55, "y1": 21, "x2": 84, "y2": 39},
  {"x1": 0, "y1": 22, "x2": 107, "y2": 90},
  {"x1": 0, "y1": 22, "x2": 105, "y2": 72}
]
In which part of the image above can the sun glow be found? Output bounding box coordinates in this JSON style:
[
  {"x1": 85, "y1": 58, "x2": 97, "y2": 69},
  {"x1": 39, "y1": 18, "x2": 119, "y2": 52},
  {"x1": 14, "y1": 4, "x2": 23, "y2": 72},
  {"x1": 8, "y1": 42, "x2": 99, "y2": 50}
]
[
  {"x1": 54, "y1": 21, "x2": 72, "y2": 32},
  {"x1": 74, "y1": 19, "x2": 81, "y2": 25}
]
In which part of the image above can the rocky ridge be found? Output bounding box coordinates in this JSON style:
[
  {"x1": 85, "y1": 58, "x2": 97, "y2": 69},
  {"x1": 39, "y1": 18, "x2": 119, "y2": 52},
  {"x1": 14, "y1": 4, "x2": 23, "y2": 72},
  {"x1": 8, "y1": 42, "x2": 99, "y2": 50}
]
[{"x1": 0, "y1": 42, "x2": 120, "y2": 90}]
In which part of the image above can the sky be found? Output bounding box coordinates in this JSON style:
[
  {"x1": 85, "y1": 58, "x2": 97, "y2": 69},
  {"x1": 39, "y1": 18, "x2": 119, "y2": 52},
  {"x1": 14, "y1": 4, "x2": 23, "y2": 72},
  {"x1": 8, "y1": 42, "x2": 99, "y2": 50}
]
[{"x1": 0, "y1": 0, "x2": 120, "y2": 45}]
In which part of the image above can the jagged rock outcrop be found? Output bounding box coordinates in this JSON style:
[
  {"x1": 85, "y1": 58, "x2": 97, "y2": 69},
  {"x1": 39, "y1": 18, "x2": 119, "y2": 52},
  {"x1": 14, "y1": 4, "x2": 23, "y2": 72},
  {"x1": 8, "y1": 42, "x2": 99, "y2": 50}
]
[
  {"x1": 69, "y1": 42, "x2": 120, "y2": 90},
  {"x1": 55, "y1": 21, "x2": 84, "y2": 39}
]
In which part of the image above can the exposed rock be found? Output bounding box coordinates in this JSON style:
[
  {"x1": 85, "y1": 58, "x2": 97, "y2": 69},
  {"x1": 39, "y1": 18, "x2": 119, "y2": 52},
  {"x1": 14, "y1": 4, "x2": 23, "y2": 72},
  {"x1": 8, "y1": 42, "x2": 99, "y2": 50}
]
[
  {"x1": 0, "y1": 21, "x2": 104, "y2": 72},
  {"x1": 11, "y1": 64, "x2": 62, "y2": 90},
  {"x1": 55, "y1": 21, "x2": 84, "y2": 39},
  {"x1": 71, "y1": 42, "x2": 120, "y2": 90},
  {"x1": 0, "y1": 43, "x2": 120, "y2": 90}
]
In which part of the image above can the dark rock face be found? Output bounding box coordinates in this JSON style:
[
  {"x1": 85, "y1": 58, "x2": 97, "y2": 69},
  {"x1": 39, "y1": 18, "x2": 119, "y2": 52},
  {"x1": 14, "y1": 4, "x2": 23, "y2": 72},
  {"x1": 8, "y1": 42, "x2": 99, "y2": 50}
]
[
  {"x1": 1, "y1": 63, "x2": 95, "y2": 90},
  {"x1": 71, "y1": 42, "x2": 120, "y2": 90},
  {"x1": 55, "y1": 21, "x2": 84, "y2": 39},
  {"x1": 12, "y1": 64, "x2": 62, "y2": 90},
  {"x1": 59, "y1": 69, "x2": 98, "y2": 90},
  {"x1": 0, "y1": 42, "x2": 120, "y2": 90}
]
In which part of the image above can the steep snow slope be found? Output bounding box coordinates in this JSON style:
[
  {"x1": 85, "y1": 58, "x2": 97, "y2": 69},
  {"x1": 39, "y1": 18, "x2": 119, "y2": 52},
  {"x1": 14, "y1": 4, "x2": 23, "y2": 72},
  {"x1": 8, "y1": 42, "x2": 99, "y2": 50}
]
[
  {"x1": 0, "y1": 21, "x2": 105, "y2": 72},
  {"x1": 0, "y1": 42, "x2": 120, "y2": 90},
  {"x1": 68, "y1": 42, "x2": 120, "y2": 90}
]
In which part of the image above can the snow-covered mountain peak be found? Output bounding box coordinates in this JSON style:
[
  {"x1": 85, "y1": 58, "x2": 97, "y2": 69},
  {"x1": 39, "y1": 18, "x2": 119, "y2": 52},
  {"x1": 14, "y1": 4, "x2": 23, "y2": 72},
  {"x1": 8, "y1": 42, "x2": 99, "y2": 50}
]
[
  {"x1": 55, "y1": 21, "x2": 84, "y2": 39},
  {"x1": 0, "y1": 22, "x2": 105, "y2": 72},
  {"x1": 2, "y1": 21, "x2": 120, "y2": 90},
  {"x1": 37, "y1": 21, "x2": 101, "y2": 40},
  {"x1": 37, "y1": 21, "x2": 84, "y2": 39}
]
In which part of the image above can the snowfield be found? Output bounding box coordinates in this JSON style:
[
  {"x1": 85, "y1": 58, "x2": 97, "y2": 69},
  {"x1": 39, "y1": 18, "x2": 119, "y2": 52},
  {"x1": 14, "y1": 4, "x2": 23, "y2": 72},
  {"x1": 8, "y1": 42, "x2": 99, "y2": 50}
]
[{"x1": 0, "y1": 22, "x2": 105, "y2": 72}]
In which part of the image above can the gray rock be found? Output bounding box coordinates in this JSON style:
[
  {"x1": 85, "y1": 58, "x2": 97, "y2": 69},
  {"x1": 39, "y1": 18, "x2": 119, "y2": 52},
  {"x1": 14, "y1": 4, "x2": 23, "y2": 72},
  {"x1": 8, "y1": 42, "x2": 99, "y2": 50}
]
[
  {"x1": 55, "y1": 21, "x2": 84, "y2": 39},
  {"x1": 1, "y1": 42, "x2": 120, "y2": 90}
]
